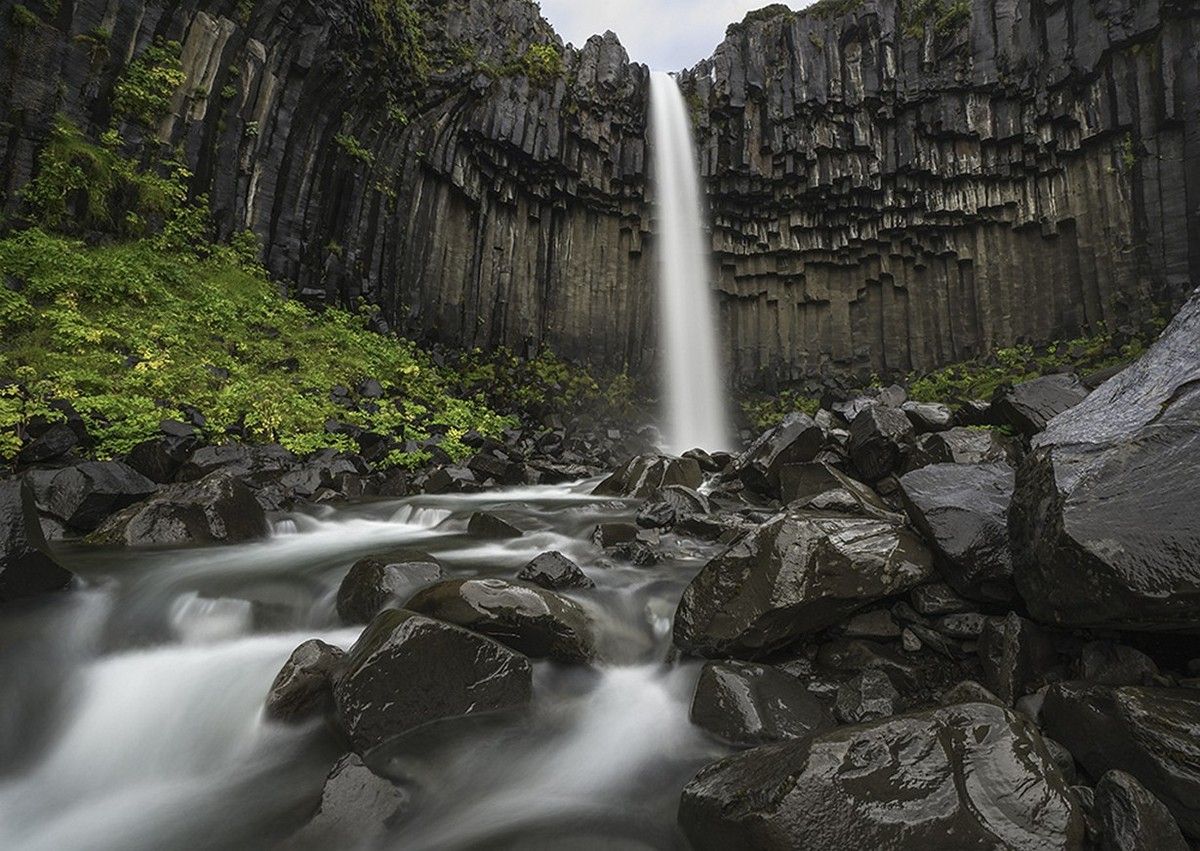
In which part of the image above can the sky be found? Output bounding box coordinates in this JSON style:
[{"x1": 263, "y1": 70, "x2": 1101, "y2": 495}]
[{"x1": 537, "y1": 1, "x2": 812, "y2": 72}]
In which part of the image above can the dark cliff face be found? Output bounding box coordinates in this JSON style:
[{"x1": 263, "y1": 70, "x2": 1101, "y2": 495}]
[
  {"x1": 682, "y1": 0, "x2": 1200, "y2": 386},
  {"x1": 1, "y1": 0, "x2": 1197, "y2": 387}
]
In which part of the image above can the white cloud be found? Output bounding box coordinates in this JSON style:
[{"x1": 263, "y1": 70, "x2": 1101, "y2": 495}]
[{"x1": 537, "y1": 0, "x2": 809, "y2": 72}]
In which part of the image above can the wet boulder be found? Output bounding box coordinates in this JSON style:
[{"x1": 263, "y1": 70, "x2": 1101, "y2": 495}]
[
  {"x1": 689, "y1": 661, "x2": 833, "y2": 746},
  {"x1": 16, "y1": 421, "x2": 79, "y2": 464},
  {"x1": 265, "y1": 639, "x2": 346, "y2": 723},
  {"x1": 0, "y1": 478, "x2": 74, "y2": 601},
  {"x1": 635, "y1": 485, "x2": 711, "y2": 529},
  {"x1": 1078, "y1": 641, "x2": 1159, "y2": 687},
  {"x1": 679, "y1": 701, "x2": 1083, "y2": 850},
  {"x1": 1042, "y1": 683, "x2": 1200, "y2": 839},
  {"x1": 333, "y1": 609, "x2": 532, "y2": 753},
  {"x1": 33, "y1": 461, "x2": 158, "y2": 532},
  {"x1": 779, "y1": 462, "x2": 901, "y2": 521},
  {"x1": 176, "y1": 443, "x2": 298, "y2": 484},
  {"x1": 848, "y1": 406, "x2": 916, "y2": 482},
  {"x1": 592, "y1": 454, "x2": 702, "y2": 498},
  {"x1": 977, "y1": 612, "x2": 1058, "y2": 705},
  {"x1": 1094, "y1": 769, "x2": 1190, "y2": 851},
  {"x1": 516, "y1": 550, "x2": 594, "y2": 590},
  {"x1": 287, "y1": 753, "x2": 409, "y2": 848},
  {"x1": 124, "y1": 421, "x2": 201, "y2": 483},
  {"x1": 1009, "y1": 289, "x2": 1200, "y2": 630},
  {"x1": 466, "y1": 511, "x2": 522, "y2": 539},
  {"x1": 732, "y1": 412, "x2": 824, "y2": 496},
  {"x1": 673, "y1": 510, "x2": 934, "y2": 659},
  {"x1": 403, "y1": 577, "x2": 597, "y2": 664},
  {"x1": 591, "y1": 522, "x2": 639, "y2": 548},
  {"x1": 834, "y1": 669, "x2": 900, "y2": 723},
  {"x1": 905, "y1": 427, "x2": 1019, "y2": 472},
  {"x1": 899, "y1": 462, "x2": 1016, "y2": 602},
  {"x1": 86, "y1": 470, "x2": 269, "y2": 546},
  {"x1": 901, "y1": 401, "x2": 954, "y2": 433},
  {"x1": 993, "y1": 374, "x2": 1089, "y2": 437},
  {"x1": 336, "y1": 549, "x2": 444, "y2": 625}
]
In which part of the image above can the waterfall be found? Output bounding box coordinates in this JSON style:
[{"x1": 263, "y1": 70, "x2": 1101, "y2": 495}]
[{"x1": 648, "y1": 72, "x2": 732, "y2": 455}]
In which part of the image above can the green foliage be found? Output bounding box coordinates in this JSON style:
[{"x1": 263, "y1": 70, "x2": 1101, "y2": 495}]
[
  {"x1": 727, "y1": 4, "x2": 797, "y2": 37},
  {"x1": 112, "y1": 38, "x2": 186, "y2": 127},
  {"x1": 740, "y1": 390, "x2": 820, "y2": 430},
  {"x1": 11, "y1": 3, "x2": 39, "y2": 27},
  {"x1": 0, "y1": 229, "x2": 522, "y2": 464},
  {"x1": 801, "y1": 0, "x2": 864, "y2": 19},
  {"x1": 367, "y1": 0, "x2": 429, "y2": 82},
  {"x1": 517, "y1": 43, "x2": 563, "y2": 84},
  {"x1": 902, "y1": 0, "x2": 970, "y2": 39},
  {"x1": 334, "y1": 133, "x2": 376, "y2": 166},
  {"x1": 21, "y1": 117, "x2": 194, "y2": 237}
]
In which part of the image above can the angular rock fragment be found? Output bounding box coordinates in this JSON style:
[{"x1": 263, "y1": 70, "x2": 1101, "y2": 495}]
[
  {"x1": 592, "y1": 454, "x2": 702, "y2": 498},
  {"x1": 265, "y1": 639, "x2": 346, "y2": 723},
  {"x1": 848, "y1": 406, "x2": 915, "y2": 482},
  {"x1": 33, "y1": 461, "x2": 158, "y2": 532},
  {"x1": 466, "y1": 511, "x2": 522, "y2": 539},
  {"x1": 336, "y1": 549, "x2": 444, "y2": 624},
  {"x1": 993, "y1": 374, "x2": 1089, "y2": 437},
  {"x1": 0, "y1": 478, "x2": 74, "y2": 601},
  {"x1": 1095, "y1": 769, "x2": 1189, "y2": 851},
  {"x1": 732, "y1": 412, "x2": 824, "y2": 496},
  {"x1": 287, "y1": 753, "x2": 409, "y2": 848},
  {"x1": 689, "y1": 660, "x2": 833, "y2": 746},
  {"x1": 516, "y1": 550, "x2": 594, "y2": 590},
  {"x1": 977, "y1": 612, "x2": 1058, "y2": 704}
]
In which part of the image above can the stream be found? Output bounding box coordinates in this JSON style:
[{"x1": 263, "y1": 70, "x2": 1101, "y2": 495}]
[{"x1": 0, "y1": 479, "x2": 731, "y2": 850}]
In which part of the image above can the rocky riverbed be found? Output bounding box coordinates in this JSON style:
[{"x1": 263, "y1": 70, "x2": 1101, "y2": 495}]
[{"x1": 1, "y1": 288, "x2": 1199, "y2": 849}]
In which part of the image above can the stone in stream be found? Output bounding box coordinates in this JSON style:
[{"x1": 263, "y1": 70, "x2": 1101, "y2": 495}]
[
  {"x1": 336, "y1": 549, "x2": 445, "y2": 625},
  {"x1": 0, "y1": 478, "x2": 74, "y2": 601},
  {"x1": 265, "y1": 639, "x2": 346, "y2": 723},
  {"x1": 592, "y1": 454, "x2": 702, "y2": 498},
  {"x1": 466, "y1": 511, "x2": 522, "y2": 539},
  {"x1": 333, "y1": 609, "x2": 532, "y2": 754},
  {"x1": 286, "y1": 752, "x2": 410, "y2": 848},
  {"x1": 403, "y1": 577, "x2": 597, "y2": 664},
  {"x1": 30, "y1": 460, "x2": 158, "y2": 532},
  {"x1": 1094, "y1": 769, "x2": 1190, "y2": 851},
  {"x1": 992, "y1": 374, "x2": 1090, "y2": 437},
  {"x1": 731, "y1": 412, "x2": 824, "y2": 497},
  {"x1": 673, "y1": 510, "x2": 934, "y2": 659},
  {"x1": 689, "y1": 661, "x2": 833, "y2": 746},
  {"x1": 516, "y1": 550, "x2": 594, "y2": 590},
  {"x1": 1042, "y1": 683, "x2": 1200, "y2": 840},
  {"x1": 86, "y1": 470, "x2": 269, "y2": 546},
  {"x1": 678, "y1": 701, "x2": 1083, "y2": 851},
  {"x1": 1009, "y1": 287, "x2": 1200, "y2": 630},
  {"x1": 898, "y1": 462, "x2": 1017, "y2": 603}
]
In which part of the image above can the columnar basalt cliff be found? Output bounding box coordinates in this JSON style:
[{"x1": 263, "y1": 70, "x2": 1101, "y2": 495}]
[
  {"x1": 1, "y1": 0, "x2": 1197, "y2": 386},
  {"x1": 683, "y1": 0, "x2": 1200, "y2": 385}
]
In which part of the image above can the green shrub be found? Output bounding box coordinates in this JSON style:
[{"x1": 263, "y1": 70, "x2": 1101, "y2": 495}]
[{"x1": 112, "y1": 38, "x2": 186, "y2": 127}]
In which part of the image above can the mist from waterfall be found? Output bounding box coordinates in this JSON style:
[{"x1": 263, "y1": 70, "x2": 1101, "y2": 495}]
[{"x1": 649, "y1": 71, "x2": 732, "y2": 455}]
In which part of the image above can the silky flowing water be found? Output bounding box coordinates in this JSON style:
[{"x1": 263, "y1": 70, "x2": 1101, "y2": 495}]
[{"x1": 0, "y1": 481, "x2": 731, "y2": 850}]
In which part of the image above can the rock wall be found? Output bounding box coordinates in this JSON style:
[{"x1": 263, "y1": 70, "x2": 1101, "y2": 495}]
[
  {"x1": 683, "y1": 0, "x2": 1200, "y2": 386},
  {"x1": 1, "y1": 0, "x2": 1197, "y2": 387}
]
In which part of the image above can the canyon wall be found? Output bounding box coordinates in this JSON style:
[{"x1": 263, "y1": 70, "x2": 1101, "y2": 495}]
[{"x1": 1, "y1": 0, "x2": 1197, "y2": 387}]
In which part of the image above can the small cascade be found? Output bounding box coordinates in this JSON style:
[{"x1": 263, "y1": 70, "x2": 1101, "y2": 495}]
[{"x1": 648, "y1": 71, "x2": 732, "y2": 455}]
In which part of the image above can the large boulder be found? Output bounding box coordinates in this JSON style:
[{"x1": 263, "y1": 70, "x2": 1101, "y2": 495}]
[
  {"x1": 0, "y1": 478, "x2": 74, "y2": 601},
  {"x1": 176, "y1": 443, "x2": 298, "y2": 483},
  {"x1": 673, "y1": 510, "x2": 934, "y2": 659},
  {"x1": 1009, "y1": 289, "x2": 1200, "y2": 630},
  {"x1": 333, "y1": 609, "x2": 532, "y2": 753},
  {"x1": 678, "y1": 701, "x2": 1083, "y2": 850},
  {"x1": 779, "y1": 462, "x2": 901, "y2": 521},
  {"x1": 403, "y1": 577, "x2": 597, "y2": 664},
  {"x1": 32, "y1": 461, "x2": 158, "y2": 532},
  {"x1": 904, "y1": 427, "x2": 1019, "y2": 472},
  {"x1": 86, "y1": 470, "x2": 269, "y2": 546},
  {"x1": 977, "y1": 612, "x2": 1058, "y2": 704},
  {"x1": 689, "y1": 661, "x2": 833, "y2": 746},
  {"x1": 732, "y1": 412, "x2": 824, "y2": 496},
  {"x1": 1042, "y1": 683, "x2": 1200, "y2": 839},
  {"x1": 592, "y1": 454, "x2": 702, "y2": 498},
  {"x1": 848, "y1": 406, "x2": 916, "y2": 482},
  {"x1": 336, "y1": 549, "x2": 444, "y2": 624},
  {"x1": 1094, "y1": 769, "x2": 1190, "y2": 851},
  {"x1": 899, "y1": 462, "x2": 1017, "y2": 602},
  {"x1": 993, "y1": 374, "x2": 1089, "y2": 437}
]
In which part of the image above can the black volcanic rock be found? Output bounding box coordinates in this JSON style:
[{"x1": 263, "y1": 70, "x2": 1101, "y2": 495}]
[
  {"x1": 848, "y1": 406, "x2": 915, "y2": 482},
  {"x1": 0, "y1": 478, "x2": 74, "y2": 601},
  {"x1": 333, "y1": 609, "x2": 532, "y2": 753},
  {"x1": 732, "y1": 412, "x2": 824, "y2": 496},
  {"x1": 265, "y1": 639, "x2": 346, "y2": 723},
  {"x1": 678, "y1": 702, "x2": 1083, "y2": 850},
  {"x1": 403, "y1": 578, "x2": 597, "y2": 664},
  {"x1": 1042, "y1": 683, "x2": 1200, "y2": 840},
  {"x1": 689, "y1": 661, "x2": 833, "y2": 746},
  {"x1": 673, "y1": 510, "x2": 933, "y2": 659},
  {"x1": 593, "y1": 454, "x2": 702, "y2": 498},
  {"x1": 899, "y1": 462, "x2": 1016, "y2": 602},
  {"x1": 1010, "y1": 288, "x2": 1200, "y2": 630},
  {"x1": 33, "y1": 461, "x2": 158, "y2": 532},
  {"x1": 287, "y1": 753, "x2": 409, "y2": 848},
  {"x1": 1094, "y1": 769, "x2": 1190, "y2": 851},
  {"x1": 336, "y1": 549, "x2": 444, "y2": 624},
  {"x1": 993, "y1": 374, "x2": 1089, "y2": 438},
  {"x1": 516, "y1": 550, "x2": 594, "y2": 590}
]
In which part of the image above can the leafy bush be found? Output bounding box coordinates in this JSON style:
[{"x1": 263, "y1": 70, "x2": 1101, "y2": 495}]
[
  {"x1": 518, "y1": 43, "x2": 562, "y2": 83},
  {"x1": 112, "y1": 38, "x2": 186, "y2": 127}
]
